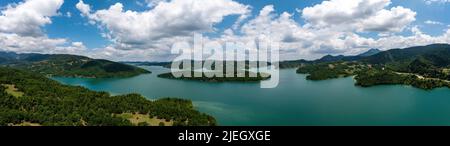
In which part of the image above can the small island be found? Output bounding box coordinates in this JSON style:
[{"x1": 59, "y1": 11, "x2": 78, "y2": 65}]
[{"x1": 158, "y1": 70, "x2": 271, "y2": 82}]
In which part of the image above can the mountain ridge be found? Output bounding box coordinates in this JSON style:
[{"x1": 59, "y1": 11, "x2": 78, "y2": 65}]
[{"x1": 0, "y1": 51, "x2": 150, "y2": 78}]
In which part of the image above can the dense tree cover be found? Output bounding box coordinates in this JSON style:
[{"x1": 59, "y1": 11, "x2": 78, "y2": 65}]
[
  {"x1": 0, "y1": 52, "x2": 150, "y2": 78},
  {"x1": 158, "y1": 70, "x2": 270, "y2": 82},
  {"x1": 0, "y1": 67, "x2": 216, "y2": 126},
  {"x1": 296, "y1": 62, "x2": 369, "y2": 80},
  {"x1": 360, "y1": 44, "x2": 450, "y2": 77},
  {"x1": 296, "y1": 61, "x2": 450, "y2": 90},
  {"x1": 354, "y1": 69, "x2": 450, "y2": 90},
  {"x1": 295, "y1": 44, "x2": 450, "y2": 89},
  {"x1": 156, "y1": 60, "x2": 272, "y2": 82}
]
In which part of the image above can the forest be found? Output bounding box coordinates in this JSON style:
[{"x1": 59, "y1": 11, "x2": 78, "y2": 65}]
[
  {"x1": 158, "y1": 70, "x2": 271, "y2": 82},
  {"x1": 296, "y1": 44, "x2": 450, "y2": 90},
  {"x1": 296, "y1": 61, "x2": 370, "y2": 80},
  {"x1": 354, "y1": 69, "x2": 450, "y2": 90},
  {"x1": 0, "y1": 67, "x2": 216, "y2": 126}
]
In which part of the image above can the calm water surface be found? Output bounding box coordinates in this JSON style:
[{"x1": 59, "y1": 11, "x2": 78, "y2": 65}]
[{"x1": 52, "y1": 66, "x2": 450, "y2": 126}]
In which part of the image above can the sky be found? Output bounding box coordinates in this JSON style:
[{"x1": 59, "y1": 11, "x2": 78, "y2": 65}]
[{"x1": 1, "y1": 0, "x2": 450, "y2": 61}]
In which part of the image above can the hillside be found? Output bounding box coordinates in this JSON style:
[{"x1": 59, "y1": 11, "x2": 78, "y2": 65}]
[
  {"x1": 0, "y1": 52, "x2": 150, "y2": 78},
  {"x1": 357, "y1": 48, "x2": 381, "y2": 57},
  {"x1": 0, "y1": 67, "x2": 216, "y2": 126},
  {"x1": 296, "y1": 44, "x2": 450, "y2": 89},
  {"x1": 361, "y1": 44, "x2": 450, "y2": 80}
]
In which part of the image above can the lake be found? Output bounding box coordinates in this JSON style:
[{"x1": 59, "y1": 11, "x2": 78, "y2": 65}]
[{"x1": 52, "y1": 66, "x2": 450, "y2": 126}]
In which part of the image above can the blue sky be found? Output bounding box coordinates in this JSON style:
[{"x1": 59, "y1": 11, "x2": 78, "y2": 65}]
[{"x1": 1, "y1": 0, "x2": 450, "y2": 61}]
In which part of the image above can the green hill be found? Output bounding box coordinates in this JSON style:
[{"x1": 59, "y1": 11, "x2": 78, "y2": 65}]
[
  {"x1": 296, "y1": 44, "x2": 450, "y2": 89},
  {"x1": 361, "y1": 44, "x2": 450, "y2": 80},
  {"x1": 0, "y1": 52, "x2": 150, "y2": 78},
  {"x1": 0, "y1": 67, "x2": 216, "y2": 126}
]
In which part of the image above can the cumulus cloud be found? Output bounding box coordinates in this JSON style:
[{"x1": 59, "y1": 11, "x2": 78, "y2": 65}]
[
  {"x1": 0, "y1": 0, "x2": 89, "y2": 56},
  {"x1": 76, "y1": 0, "x2": 90, "y2": 16},
  {"x1": 76, "y1": 0, "x2": 250, "y2": 51},
  {"x1": 2, "y1": 0, "x2": 450, "y2": 62},
  {"x1": 302, "y1": 0, "x2": 416, "y2": 33},
  {"x1": 72, "y1": 0, "x2": 449, "y2": 61},
  {"x1": 0, "y1": 0, "x2": 64, "y2": 37},
  {"x1": 215, "y1": 2, "x2": 447, "y2": 60},
  {"x1": 0, "y1": 33, "x2": 66, "y2": 53}
]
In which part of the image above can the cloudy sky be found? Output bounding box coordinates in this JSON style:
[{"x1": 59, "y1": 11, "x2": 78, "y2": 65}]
[{"x1": 1, "y1": 0, "x2": 450, "y2": 61}]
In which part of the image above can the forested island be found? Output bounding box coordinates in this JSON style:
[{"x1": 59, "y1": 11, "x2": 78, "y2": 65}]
[
  {"x1": 0, "y1": 67, "x2": 216, "y2": 126},
  {"x1": 296, "y1": 44, "x2": 450, "y2": 90},
  {"x1": 0, "y1": 52, "x2": 150, "y2": 78},
  {"x1": 155, "y1": 60, "x2": 272, "y2": 82},
  {"x1": 158, "y1": 70, "x2": 271, "y2": 82}
]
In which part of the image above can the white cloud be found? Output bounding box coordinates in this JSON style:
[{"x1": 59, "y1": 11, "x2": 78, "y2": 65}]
[
  {"x1": 0, "y1": 0, "x2": 64, "y2": 37},
  {"x1": 0, "y1": 32, "x2": 90, "y2": 56},
  {"x1": 425, "y1": 20, "x2": 443, "y2": 25},
  {"x1": 2, "y1": 0, "x2": 450, "y2": 62},
  {"x1": 144, "y1": 0, "x2": 168, "y2": 7},
  {"x1": 302, "y1": 0, "x2": 416, "y2": 33},
  {"x1": 215, "y1": 3, "x2": 447, "y2": 60},
  {"x1": 424, "y1": 0, "x2": 450, "y2": 5},
  {"x1": 76, "y1": 0, "x2": 250, "y2": 52},
  {"x1": 77, "y1": 2, "x2": 449, "y2": 61},
  {"x1": 0, "y1": 0, "x2": 89, "y2": 56},
  {"x1": 76, "y1": 0, "x2": 90, "y2": 16},
  {"x1": 0, "y1": 32, "x2": 66, "y2": 53}
]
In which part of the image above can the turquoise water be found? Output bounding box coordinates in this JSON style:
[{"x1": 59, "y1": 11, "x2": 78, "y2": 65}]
[{"x1": 52, "y1": 66, "x2": 450, "y2": 126}]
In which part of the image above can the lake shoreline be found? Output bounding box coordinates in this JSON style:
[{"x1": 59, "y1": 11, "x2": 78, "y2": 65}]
[{"x1": 52, "y1": 66, "x2": 450, "y2": 126}]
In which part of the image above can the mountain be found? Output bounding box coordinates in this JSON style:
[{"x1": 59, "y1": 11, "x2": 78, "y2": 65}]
[
  {"x1": 0, "y1": 67, "x2": 216, "y2": 126},
  {"x1": 316, "y1": 55, "x2": 346, "y2": 62},
  {"x1": 357, "y1": 48, "x2": 381, "y2": 57},
  {"x1": 362, "y1": 44, "x2": 450, "y2": 68},
  {"x1": 0, "y1": 52, "x2": 150, "y2": 78},
  {"x1": 360, "y1": 44, "x2": 450, "y2": 80}
]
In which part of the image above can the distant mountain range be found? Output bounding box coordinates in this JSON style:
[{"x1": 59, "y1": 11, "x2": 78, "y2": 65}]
[
  {"x1": 362, "y1": 44, "x2": 450, "y2": 67},
  {"x1": 277, "y1": 48, "x2": 381, "y2": 68},
  {"x1": 2, "y1": 43, "x2": 449, "y2": 79},
  {"x1": 0, "y1": 52, "x2": 150, "y2": 78},
  {"x1": 313, "y1": 48, "x2": 381, "y2": 63},
  {"x1": 124, "y1": 44, "x2": 449, "y2": 71}
]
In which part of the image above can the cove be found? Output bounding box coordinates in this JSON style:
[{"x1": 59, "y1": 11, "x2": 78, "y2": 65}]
[{"x1": 52, "y1": 66, "x2": 450, "y2": 126}]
